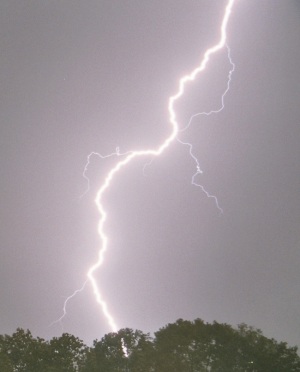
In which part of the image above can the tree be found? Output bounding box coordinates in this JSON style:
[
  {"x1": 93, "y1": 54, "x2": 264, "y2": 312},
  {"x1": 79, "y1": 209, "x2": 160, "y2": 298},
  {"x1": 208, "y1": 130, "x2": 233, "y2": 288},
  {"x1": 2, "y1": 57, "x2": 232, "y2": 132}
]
[
  {"x1": 47, "y1": 333, "x2": 87, "y2": 371},
  {"x1": 154, "y1": 319, "x2": 196, "y2": 371},
  {"x1": 0, "y1": 351, "x2": 13, "y2": 372},
  {"x1": 233, "y1": 323, "x2": 300, "y2": 372},
  {"x1": 83, "y1": 328, "x2": 154, "y2": 372},
  {"x1": 127, "y1": 331, "x2": 155, "y2": 372},
  {"x1": 153, "y1": 319, "x2": 300, "y2": 371},
  {"x1": 0, "y1": 329, "x2": 86, "y2": 372},
  {"x1": 0, "y1": 328, "x2": 48, "y2": 371},
  {"x1": 1, "y1": 320, "x2": 299, "y2": 371}
]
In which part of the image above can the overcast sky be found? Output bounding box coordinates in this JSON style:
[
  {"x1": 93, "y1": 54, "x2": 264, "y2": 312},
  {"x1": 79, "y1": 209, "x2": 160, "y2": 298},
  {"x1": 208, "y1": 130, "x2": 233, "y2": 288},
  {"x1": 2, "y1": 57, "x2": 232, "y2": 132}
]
[{"x1": 1, "y1": 0, "x2": 299, "y2": 348}]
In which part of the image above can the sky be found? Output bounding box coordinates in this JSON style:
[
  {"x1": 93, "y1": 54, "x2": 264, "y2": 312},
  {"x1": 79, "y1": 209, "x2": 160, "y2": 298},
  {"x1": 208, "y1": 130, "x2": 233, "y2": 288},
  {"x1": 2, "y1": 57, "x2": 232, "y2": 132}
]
[{"x1": 1, "y1": 0, "x2": 300, "y2": 349}]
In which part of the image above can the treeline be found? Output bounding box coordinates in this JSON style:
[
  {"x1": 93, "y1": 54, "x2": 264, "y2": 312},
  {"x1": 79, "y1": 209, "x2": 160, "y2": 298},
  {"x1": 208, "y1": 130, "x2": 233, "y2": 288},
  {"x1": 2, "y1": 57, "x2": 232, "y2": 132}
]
[{"x1": 0, "y1": 319, "x2": 299, "y2": 371}]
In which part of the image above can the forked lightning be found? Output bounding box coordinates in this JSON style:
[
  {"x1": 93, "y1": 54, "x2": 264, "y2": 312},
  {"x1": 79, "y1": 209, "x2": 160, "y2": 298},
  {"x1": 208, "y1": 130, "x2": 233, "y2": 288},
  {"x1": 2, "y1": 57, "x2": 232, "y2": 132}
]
[{"x1": 53, "y1": 0, "x2": 236, "y2": 339}]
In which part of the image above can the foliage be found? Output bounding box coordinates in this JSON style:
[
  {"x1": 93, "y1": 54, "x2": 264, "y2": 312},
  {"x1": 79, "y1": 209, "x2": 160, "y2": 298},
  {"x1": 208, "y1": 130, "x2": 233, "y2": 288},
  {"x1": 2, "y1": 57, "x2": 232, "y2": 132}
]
[
  {"x1": 82, "y1": 328, "x2": 154, "y2": 372},
  {"x1": 0, "y1": 320, "x2": 299, "y2": 371},
  {"x1": 0, "y1": 329, "x2": 86, "y2": 372},
  {"x1": 153, "y1": 319, "x2": 300, "y2": 371}
]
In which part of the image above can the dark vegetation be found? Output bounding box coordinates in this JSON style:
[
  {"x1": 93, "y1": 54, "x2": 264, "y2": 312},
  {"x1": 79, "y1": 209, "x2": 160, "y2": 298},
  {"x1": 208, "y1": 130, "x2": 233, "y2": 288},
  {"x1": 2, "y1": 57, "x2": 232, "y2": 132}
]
[{"x1": 0, "y1": 319, "x2": 299, "y2": 371}]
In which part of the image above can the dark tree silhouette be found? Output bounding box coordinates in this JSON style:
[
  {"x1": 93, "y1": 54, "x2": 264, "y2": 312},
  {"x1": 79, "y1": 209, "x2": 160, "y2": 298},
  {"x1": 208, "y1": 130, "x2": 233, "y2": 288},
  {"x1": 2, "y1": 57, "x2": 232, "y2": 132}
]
[
  {"x1": 153, "y1": 319, "x2": 300, "y2": 371},
  {"x1": 0, "y1": 320, "x2": 299, "y2": 371}
]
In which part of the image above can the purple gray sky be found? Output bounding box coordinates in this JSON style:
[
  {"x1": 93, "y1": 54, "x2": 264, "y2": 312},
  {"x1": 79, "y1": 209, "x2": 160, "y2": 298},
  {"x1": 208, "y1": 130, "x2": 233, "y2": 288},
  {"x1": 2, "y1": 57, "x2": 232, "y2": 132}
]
[{"x1": 1, "y1": 0, "x2": 300, "y2": 348}]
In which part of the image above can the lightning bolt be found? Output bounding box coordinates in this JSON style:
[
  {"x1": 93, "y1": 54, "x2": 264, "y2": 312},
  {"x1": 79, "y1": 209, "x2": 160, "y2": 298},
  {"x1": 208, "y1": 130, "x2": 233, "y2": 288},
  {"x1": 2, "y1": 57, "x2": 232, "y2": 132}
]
[
  {"x1": 177, "y1": 44, "x2": 235, "y2": 215},
  {"x1": 53, "y1": 0, "x2": 236, "y2": 343},
  {"x1": 79, "y1": 148, "x2": 133, "y2": 200},
  {"x1": 49, "y1": 280, "x2": 88, "y2": 330},
  {"x1": 179, "y1": 44, "x2": 235, "y2": 133}
]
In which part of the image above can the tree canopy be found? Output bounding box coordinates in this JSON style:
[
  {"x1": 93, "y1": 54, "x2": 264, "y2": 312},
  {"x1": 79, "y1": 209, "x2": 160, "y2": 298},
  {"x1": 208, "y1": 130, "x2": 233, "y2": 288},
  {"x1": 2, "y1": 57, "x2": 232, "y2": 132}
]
[{"x1": 0, "y1": 319, "x2": 299, "y2": 371}]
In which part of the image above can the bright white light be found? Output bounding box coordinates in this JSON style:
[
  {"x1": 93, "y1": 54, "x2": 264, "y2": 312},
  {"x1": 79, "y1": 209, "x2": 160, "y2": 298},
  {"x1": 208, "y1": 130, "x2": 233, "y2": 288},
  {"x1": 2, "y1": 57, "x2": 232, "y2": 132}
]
[
  {"x1": 87, "y1": 0, "x2": 236, "y2": 333},
  {"x1": 53, "y1": 0, "x2": 236, "y2": 342},
  {"x1": 177, "y1": 44, "x2": 235, "y2": 215}
]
